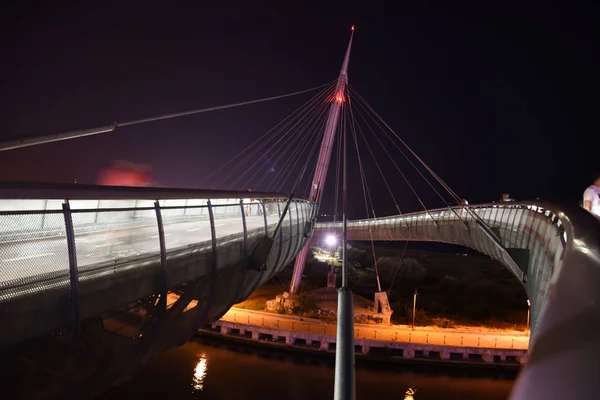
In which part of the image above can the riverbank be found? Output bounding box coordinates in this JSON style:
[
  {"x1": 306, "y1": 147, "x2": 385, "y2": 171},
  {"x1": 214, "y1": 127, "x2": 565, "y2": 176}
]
[
  {"x1": 197, "y1": 325, "x2": 522, "y2": 376},
  {"x1": 198, "y1": 308, "x2": 528, "y2": 372}
]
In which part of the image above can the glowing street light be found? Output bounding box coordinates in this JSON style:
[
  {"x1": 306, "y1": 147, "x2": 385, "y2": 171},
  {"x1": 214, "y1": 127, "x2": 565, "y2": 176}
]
[{"x1": 325, "y1": 235, "x2": 337, "y2": 247}]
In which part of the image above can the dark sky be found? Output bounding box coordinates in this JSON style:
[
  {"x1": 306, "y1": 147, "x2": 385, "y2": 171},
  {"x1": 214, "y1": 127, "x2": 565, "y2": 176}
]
[{"x1": 0, "y1": 1, "x2": 596, "y2": 217}]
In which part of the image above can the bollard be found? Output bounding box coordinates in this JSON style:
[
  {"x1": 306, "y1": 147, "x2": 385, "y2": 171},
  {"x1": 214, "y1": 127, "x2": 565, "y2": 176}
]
[
  {"x1": 444, "y1": 335, "x2": 446, "y2": 344},
  {"x1": 461, "y1": 336, "x2": 463, "y2": 345},
  {"x1": 426, "y1": 334, "x2": 429, "y2": 343},
  {"x1": 409, "y1": 333, "x2": 411, "y2": 343},
  {"x1": 512, "y1": 339, "x2": 514, "y2": 348},
  {"x1": 478, "y1": 337, "x2": 480, "y2": 346},
  {"x1": 394, "y1": 332, "x2": 398, "y2": 341},
  {"x1": 374, "y1": 330, "x2": 377, "y2": 339},
  {"x1": 357, "y1": 328, "x2": 360, "y2": 337},
  {"x1": 248, "y1": 316, "x2": 250, "y2": 324},
  {"x1": 234, "y1": 313, "x2": 237, "y2": 322},
  {"x1": 495, "y1": 338, "x2": 497, "y2": 347},
  {"x1": 261, "y1": 317, "x2": 264, "y2": 326}
]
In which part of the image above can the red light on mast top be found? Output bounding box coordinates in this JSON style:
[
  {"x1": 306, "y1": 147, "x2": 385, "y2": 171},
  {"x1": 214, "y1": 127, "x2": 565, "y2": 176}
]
[{"x1": 351, "y1": 25, "x2": 355, "y2": 31}]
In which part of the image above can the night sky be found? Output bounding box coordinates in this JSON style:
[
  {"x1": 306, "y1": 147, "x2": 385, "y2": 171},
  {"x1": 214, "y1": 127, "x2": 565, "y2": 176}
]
[{"x1": 0, "y1": 1, "x2": 596, "y2": 218}]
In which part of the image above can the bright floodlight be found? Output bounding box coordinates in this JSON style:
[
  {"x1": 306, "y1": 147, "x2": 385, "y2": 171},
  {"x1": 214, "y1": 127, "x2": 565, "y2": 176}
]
[{"x1": 326, "y1": 235, "x2": 337, "y2": 246}]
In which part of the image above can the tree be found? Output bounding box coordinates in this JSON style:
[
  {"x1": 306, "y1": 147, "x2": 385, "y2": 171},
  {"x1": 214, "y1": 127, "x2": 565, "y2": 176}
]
[{"x1": 376, "y1": 257, "x2": 427, "y2": 285}]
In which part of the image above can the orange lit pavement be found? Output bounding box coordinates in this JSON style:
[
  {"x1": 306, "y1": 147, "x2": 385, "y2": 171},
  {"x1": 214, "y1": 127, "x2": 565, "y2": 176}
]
[{"x1": 219, "y1": 307, "x2": 529, "y2": 350}]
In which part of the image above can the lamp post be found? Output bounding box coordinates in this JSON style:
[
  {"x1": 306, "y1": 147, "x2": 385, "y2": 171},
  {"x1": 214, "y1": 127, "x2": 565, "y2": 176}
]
[
  {"x1": 325, "y1": 234, "x2": 337, "y2": 257},
  {"x1": 526, "y1": 299, "x2": 531, "y2": 332},
  {"x1": 412, "y1": 287, "x2": 418, "y2": 330}
]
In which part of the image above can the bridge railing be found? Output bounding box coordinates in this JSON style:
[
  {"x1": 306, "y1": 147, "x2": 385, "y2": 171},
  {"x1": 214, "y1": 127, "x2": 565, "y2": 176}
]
[
  {"x1": 0, "y1": 185, "x2": 312, "y2": 302},
  {"x1": 315, "y1": 202, "x2": 568, "y2": 330}
]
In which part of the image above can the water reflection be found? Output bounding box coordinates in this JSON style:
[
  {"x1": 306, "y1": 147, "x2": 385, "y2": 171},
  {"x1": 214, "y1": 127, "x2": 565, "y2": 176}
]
[
  {"x1": 192, "y1": 353, "x2": 208, "y2": 391},
  {"x1": 404, "y1": 387, "x2": 417, "y2": 399}
]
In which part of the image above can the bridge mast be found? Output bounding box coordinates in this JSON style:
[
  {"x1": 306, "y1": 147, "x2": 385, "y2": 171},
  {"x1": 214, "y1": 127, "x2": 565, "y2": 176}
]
[{"x1": 289, "y1": 27, "x2": 354, "y2": 294}]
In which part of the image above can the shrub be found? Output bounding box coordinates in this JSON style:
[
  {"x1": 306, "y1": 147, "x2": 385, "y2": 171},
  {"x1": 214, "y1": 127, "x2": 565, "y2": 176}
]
[{"x1": 431, "y1": 317, "x2": 454, "y2": 328}]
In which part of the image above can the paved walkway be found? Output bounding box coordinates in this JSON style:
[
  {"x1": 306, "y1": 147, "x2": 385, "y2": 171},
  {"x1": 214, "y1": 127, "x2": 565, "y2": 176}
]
[{"x1": 220, "y1": 308, "x2": 529, "y2": 350}]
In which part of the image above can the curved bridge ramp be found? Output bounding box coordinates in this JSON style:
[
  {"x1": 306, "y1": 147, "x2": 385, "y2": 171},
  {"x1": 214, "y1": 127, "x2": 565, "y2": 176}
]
[{"x1": 316, "y1": 201, "x2": 600, "y2": 399}]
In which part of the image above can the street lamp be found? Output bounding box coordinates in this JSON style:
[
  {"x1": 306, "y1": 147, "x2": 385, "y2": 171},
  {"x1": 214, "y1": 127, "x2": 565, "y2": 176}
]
[
  {"x1": 412, "y1": 287, "x2": 418, "y2": 330},
  {"x1": 527, "y1": 299, "x2": 531, "y2": 332},
  {"x1": 325, "y1": 235, "x2": 337, "y2": 257},
  {"x1": 325, "y1": 235, "x2": 337, "y2": 247}
]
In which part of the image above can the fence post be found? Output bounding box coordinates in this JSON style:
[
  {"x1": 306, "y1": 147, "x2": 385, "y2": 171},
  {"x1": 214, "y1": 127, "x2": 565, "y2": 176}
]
[
  {"x1": 261, "y1": 201, "x2": 268, "y2": 235},
  {"x1": 62, "y1": 200, "x2": 80, "y2": 339},
  {"x1": 154, "y1": 201, "x2": 168, "y2": 293},
  {"x1": 240, "y1": 199, "x2": 248, "y2": 255}
]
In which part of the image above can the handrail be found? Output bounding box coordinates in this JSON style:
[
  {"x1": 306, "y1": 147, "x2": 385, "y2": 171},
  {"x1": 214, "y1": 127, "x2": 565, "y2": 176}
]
[
  {"x1": 317, "y1": 201, "x2": 600, "y2": 400},
  {"x1": 509, "y1": 202, "x2": 600, "y2": 399}
]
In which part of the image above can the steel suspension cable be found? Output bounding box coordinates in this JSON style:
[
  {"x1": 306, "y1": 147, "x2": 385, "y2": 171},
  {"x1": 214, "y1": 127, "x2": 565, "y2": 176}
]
[
  {"x1": 350, "y1": 98, "x2": 404, "y2": 216},
  {"x1": 271, "y1": 110, "x2": 329, "y2": 194},
  {"x1": 349, "y1": 86, "x2": 468, "y2": 227},
  {"x1": 263, "y1": 101, "x2": 332, "y2": 191},
  {"x1": 265, "y1": 108, "x2": 329, "y2": 192},
  {"x1": 387, "y1": 240, "x2": 409, "y2": 294},
  {"x1": 345, "y1": 98, "x2": 382, "y2": 292},
  {"x1": 205, "y1": 81, "x2": 336, "y2": 187},
  {"x1": 119, "y1": 81, "x2": 335, "y2": 127},
  {"x1": 226, "y1": 86, "x2": 336, "y2": 189},
  {"x1": 347, "y1": 90, "x2": 439, "y2": 228},
  {"x1": 242, "y1": 94, "x2": 332, "y2": 191}
]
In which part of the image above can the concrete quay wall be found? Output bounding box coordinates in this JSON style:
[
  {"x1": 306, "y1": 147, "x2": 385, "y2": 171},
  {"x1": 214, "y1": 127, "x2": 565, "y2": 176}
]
[{"x1": 202, "y1": 320, "x2": 528, "y2": 365}]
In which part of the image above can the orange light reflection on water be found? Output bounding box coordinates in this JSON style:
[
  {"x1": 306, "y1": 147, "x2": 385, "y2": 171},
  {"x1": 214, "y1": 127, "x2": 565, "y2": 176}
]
[
  {"x1": 192, "y1": 353, "x2": 208, "y2": 391},
  {"x1": 404, "y1": 387, "x2": 417, "y2": 399}
]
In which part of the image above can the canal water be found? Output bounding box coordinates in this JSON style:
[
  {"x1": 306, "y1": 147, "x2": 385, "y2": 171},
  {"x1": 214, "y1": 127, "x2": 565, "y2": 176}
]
[{"x1": 97, "y1": 338, "x2": 514, "y2": 400}]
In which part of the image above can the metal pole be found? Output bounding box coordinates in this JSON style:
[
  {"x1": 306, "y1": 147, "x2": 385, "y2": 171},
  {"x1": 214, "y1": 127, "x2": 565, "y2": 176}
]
[
  {"x1": 412, "y1": 288, "x2": 418, "y2": 330},
  {"x1": 334, "y1": 90, "x2": 355, "y2": 400},
  {"x1": 154, "y1": 201, "x2": 168, "y2": 294},
  {"x1": 0, "y1": 124, "x2": 117, "y2": 152},
  {"x1": 62, "y1": 200, "x2": 80, "y2": 339}
]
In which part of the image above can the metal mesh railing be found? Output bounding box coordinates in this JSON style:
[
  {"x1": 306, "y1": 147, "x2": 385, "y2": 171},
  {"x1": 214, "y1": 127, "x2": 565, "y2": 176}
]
[
  {"x1": 0, "y1": 197, "x2": 311, "y2": 303},
  {"x1": 0, "y1": 211, "x2": 70, "y2": 300},
  {"x1": 72, "y1": 209, "x2": 161, "y2": 272}
]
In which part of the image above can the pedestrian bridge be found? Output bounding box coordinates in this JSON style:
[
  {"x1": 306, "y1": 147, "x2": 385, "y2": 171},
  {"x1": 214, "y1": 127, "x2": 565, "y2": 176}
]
[
  {"x1": 1, "y1": 184, "x2": 599, "y2": 399},
  {"x1": 315, "y1": 201, "x2": 600, "y2": 399},
  {"x1": 0, "y1": 182, "x2": 312, "y2": 348}
]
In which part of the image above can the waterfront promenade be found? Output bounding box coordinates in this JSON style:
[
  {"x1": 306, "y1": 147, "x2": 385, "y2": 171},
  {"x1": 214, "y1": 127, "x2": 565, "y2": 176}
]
[
  {"x1": 201, "y1": 307, "x2": 529, "y2": 365},
  {"x1": 220, "y1": 307, "x2": 529, "y2": 350}
]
